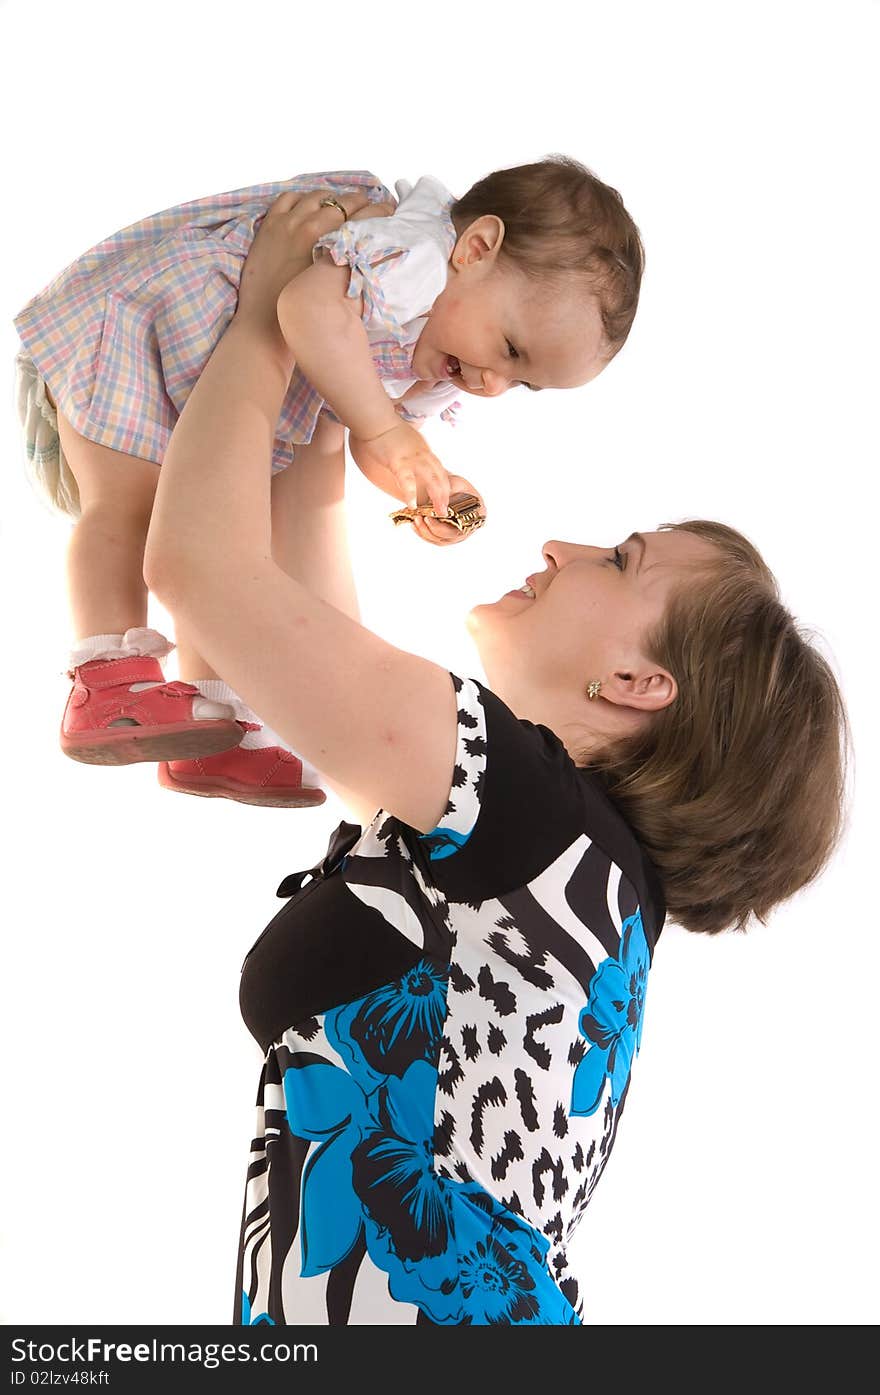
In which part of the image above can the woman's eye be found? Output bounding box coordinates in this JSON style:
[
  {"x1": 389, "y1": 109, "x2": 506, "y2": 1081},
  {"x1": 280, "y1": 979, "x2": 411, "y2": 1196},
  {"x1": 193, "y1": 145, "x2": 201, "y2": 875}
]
[
  {"x1": 506, "y1": 339, "x2": 520, "y2": 360},
  {"x1": 611, "y1": 546, "x2": 625, "y2": 570}
]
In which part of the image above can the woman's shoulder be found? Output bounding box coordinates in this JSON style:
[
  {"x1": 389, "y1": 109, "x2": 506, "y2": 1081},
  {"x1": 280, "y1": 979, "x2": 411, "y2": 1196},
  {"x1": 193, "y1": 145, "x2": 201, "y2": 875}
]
[
  {"x1": 484, "y1": 679, "x2": 665, "y2": 905},
  {"x1": 411, "y1": 676, "x2": 666, "y2": 938},
  {"x1": 573, "y1": 765, "x2": 667, "y2": 935}
]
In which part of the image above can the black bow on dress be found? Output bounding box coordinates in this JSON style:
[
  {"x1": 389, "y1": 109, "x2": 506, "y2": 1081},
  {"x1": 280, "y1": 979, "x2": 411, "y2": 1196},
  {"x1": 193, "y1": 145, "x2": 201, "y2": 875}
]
[{"x1": 275, "y1": 820, "x2": 363, "y2": 898}]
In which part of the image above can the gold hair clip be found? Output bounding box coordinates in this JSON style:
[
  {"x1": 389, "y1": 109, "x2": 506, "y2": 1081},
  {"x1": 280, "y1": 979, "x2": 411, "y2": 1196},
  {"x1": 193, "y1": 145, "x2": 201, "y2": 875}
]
[{"x1": 390, "y1": 492, "x2": 485, "y2": 537}]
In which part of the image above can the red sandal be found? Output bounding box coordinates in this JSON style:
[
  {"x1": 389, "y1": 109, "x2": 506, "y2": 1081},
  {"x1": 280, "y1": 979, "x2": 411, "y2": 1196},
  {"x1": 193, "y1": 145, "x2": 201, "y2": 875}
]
[
  {"x1": 60, "y1": 656, "x2": 244, "y2": 765},
  {"x1": 157, "y1": 740, "x2": 326, "y2": 808}
]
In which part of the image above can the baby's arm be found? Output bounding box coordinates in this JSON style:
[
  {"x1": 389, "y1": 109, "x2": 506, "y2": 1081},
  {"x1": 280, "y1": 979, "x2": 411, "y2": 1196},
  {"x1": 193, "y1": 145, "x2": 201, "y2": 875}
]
[
  {"x1": 277, "y1": 260, "x2": 397, "y2": 439},
  {"x1": 277, "y1": 262, "x2": 449, "y2": 515}
]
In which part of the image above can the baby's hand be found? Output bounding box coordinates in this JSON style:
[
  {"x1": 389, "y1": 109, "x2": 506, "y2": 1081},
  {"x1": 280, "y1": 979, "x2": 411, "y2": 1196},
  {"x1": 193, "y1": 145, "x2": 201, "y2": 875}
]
[
  {"x1": 349, "y1": 422, "x2": 449, "y2": 516},
  {"x1": 409, "y1": 476, "x2": 487, "y2": 547}
]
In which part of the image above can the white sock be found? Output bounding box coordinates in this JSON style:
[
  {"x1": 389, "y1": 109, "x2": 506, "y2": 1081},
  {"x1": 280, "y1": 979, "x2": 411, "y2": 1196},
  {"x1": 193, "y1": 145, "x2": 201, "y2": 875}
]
[
  {"x1": 189, "y1": 679, "x2": 324, "y2": 785},
  {"x1": 188, "y1": 679, "x2": 256, "y2": 724},
  {"x1": 68, "y1": 627, "x2": 174, "y2": 668}
]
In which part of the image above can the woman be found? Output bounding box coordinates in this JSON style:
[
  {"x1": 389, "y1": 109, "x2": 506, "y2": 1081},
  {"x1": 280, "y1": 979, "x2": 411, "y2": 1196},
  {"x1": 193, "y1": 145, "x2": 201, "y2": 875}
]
[{"x1": 139, "y1": 193, "x2": 847, "y2": 1325}]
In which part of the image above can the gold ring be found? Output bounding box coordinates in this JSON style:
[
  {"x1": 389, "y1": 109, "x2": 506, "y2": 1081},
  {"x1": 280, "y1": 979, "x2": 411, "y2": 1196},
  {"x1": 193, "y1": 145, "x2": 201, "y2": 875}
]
[{"x1": 319, "y1": 196, "x2": 349, "y2": 222}]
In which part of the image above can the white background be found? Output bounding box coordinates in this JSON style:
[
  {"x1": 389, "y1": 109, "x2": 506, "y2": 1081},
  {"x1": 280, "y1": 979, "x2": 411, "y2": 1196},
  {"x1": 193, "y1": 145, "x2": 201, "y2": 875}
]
[{"x1": 1, "y1": 0, "x2": 876, "y2": 1326}]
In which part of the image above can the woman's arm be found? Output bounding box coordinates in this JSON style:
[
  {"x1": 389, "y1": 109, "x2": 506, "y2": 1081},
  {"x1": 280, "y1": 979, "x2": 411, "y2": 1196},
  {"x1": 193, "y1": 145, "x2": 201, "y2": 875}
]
[
  {"x1": 269, "y1": 413, "x2": 393, "y2": 826},
  {"x1": 144, "y1": 191, "x2": 459, "y2": 832}
]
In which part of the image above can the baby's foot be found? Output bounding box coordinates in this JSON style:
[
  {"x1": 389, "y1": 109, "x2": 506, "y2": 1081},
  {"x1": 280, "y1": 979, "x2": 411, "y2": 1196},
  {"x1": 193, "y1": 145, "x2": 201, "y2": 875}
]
[
  {"x1": 60, "y1": 656, "x2": 243, "y2": 765},
  {"x1": 157, "y1": 736, "x2": 326, "y2": 809}
]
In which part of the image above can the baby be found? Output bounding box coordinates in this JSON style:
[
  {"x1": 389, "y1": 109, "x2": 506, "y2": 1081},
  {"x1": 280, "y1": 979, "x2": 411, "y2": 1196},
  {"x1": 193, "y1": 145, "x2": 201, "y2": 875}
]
[{"x1": 14, "y1": 157, "x2": 643, "y2": 807}]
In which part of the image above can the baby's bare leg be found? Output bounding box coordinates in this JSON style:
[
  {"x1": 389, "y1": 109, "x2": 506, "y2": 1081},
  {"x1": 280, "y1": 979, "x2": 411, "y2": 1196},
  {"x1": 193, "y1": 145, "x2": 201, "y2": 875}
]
[
  {"x1": 58, "y1": 412, "x2": 222, "y2": 680},
  {"x1": 54, "y1": 412, "x2": 242, "y2": 762},
  {"x1": 57, "y1": 412, "x2": 159, "y2": 638},
  {"x1": 174, "y1": 629, "x2": 222, "y2": 682}
]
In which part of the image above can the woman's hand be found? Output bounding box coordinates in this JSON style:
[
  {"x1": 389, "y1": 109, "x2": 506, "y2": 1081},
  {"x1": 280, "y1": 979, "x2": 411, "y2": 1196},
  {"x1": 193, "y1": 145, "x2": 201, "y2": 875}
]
[{"x1": 236, "y1": 188, "x2": 395, "y2": 348}]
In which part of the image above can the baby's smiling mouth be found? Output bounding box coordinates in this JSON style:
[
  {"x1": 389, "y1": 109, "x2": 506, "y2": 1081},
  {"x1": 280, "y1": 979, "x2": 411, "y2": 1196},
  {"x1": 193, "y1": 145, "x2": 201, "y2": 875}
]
[{"x1": 445, "y1": 356, "x2": 485, "y2": 393}]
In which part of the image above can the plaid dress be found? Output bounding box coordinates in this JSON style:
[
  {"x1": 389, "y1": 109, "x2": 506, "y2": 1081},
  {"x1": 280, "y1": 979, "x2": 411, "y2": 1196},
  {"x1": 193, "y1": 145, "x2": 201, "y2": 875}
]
[{"x1": 14, "y1": 172, "x2": 462, "y2": 510}]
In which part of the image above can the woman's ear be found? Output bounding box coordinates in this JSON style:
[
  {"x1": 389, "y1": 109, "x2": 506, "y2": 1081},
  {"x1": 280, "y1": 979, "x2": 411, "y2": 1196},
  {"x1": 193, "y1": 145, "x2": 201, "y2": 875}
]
[
  {"x1": 600, "y1": 664, "x2": 678, "y2": 714},
  {"x1": 453, "y1": 215, "x2": 506, "y2": 269}
]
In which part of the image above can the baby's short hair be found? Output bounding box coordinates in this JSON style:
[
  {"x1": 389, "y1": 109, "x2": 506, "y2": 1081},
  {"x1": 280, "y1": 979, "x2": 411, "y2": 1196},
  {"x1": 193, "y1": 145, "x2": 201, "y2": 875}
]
[{"x1": 452, "y1": 155, "x2": 645, "y2": 358}]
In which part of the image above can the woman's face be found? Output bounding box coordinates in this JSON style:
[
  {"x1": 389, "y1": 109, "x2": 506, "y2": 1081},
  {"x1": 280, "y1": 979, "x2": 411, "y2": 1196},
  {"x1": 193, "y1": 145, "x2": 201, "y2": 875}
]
[{"x1": 467, "y1": 529, "x2": 719, "y2": 720}]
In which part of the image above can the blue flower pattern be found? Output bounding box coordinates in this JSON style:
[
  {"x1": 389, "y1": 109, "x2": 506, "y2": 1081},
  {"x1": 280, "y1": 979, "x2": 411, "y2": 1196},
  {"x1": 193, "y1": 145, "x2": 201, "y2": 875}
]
[
  {"x1": 282, "y1": 958, "x2": 580, "y2": 1325},
  {"x1": 240, "y1": 1291, "x2": 274, "y2": 1326},
  {"x1": 571, "y1": 910, "x2": 650, "y2": 1117}
]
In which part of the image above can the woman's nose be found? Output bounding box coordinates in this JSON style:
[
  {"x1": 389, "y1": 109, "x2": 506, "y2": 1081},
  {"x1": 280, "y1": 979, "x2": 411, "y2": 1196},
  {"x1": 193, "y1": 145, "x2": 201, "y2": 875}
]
[
  {"x1": 543, "y1": 540, "x2": 598, "y2": 567},
  {"x1": 542, "y1": 540, "x2": 574, "y2": 567},
  {"x1": 480, "y1": 369, "x2": 512, "y2": 397}
]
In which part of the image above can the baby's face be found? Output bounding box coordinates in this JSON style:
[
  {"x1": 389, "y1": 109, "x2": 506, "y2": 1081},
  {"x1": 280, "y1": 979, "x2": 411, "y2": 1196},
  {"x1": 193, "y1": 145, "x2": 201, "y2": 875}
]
[{"x1": 411, "y1": 229, "x2": 608, "y2": 398}]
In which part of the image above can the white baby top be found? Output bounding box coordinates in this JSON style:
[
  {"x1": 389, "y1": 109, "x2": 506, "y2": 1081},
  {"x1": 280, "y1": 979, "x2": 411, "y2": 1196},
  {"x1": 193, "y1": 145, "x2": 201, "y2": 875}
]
[{"x1": 314, "y1": 175, "x2": 462, "y2": 423}]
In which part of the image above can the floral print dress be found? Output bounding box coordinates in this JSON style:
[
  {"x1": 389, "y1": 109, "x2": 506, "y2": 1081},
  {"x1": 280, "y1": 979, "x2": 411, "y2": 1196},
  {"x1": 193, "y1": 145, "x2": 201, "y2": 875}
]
[{"x1": 235, "y1": 676, "x2": 664, "y2": 1326}]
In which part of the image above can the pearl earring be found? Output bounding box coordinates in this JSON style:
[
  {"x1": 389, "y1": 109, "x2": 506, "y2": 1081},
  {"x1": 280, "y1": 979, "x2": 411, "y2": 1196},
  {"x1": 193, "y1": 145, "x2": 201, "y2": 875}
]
[{"x1": 586, "y1": 680, "x2": 602, "y2": 701}]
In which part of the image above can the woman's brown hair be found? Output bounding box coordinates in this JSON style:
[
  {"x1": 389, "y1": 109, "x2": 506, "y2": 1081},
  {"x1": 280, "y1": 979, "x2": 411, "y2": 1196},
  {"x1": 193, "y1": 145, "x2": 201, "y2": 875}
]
[
  {"x1": 451, "y1": 156, "x2": 644, "y2": 358},
  {"x1": 592, "y1": 521, "x2": 850, "y2": 935}
]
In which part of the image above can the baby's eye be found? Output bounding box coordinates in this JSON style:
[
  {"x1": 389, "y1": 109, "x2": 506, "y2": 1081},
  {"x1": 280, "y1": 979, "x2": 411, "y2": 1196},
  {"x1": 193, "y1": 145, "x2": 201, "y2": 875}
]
[{"x1": 505, "y1": 339, "x2": 520, "y2": 360}]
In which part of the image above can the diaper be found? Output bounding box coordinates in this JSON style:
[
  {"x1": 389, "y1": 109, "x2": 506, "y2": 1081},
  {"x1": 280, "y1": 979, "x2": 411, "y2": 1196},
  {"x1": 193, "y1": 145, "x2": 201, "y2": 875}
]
[{"x1": 14, "y1": 350, "x2": 80, "y2": 518}]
